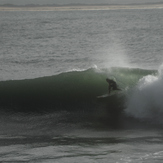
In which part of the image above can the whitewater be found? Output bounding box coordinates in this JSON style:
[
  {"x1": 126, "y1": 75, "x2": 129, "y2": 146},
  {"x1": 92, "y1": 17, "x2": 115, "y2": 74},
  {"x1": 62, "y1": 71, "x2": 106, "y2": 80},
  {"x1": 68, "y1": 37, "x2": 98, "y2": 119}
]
[{"x1": 1, "y1": 8, "x2": 163, "y2": 162}]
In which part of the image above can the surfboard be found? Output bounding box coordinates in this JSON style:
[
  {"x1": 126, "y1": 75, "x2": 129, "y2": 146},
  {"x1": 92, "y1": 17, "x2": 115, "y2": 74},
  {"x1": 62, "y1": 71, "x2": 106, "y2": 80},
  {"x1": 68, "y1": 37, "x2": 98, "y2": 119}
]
[
  {"x1": 97, "y1": 90, "x2": 121, "y2": 99},
  {"x1": 97, "y1": 94, "x2": 110, "y2": 98}
]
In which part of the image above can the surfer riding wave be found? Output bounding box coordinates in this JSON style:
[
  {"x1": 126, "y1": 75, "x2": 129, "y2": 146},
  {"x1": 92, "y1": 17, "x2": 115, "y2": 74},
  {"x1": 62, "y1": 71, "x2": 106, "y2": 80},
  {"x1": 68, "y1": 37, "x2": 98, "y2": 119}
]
[{"x1": 106, "y1": 78, "x2": 121, "y2": 94}]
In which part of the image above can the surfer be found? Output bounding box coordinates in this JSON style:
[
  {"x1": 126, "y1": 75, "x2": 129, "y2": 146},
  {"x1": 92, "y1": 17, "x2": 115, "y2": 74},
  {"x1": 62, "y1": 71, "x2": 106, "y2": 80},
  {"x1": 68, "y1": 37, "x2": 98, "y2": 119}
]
[{"x1": 106, "y1": 78, "x2": 121, "y2": 94}]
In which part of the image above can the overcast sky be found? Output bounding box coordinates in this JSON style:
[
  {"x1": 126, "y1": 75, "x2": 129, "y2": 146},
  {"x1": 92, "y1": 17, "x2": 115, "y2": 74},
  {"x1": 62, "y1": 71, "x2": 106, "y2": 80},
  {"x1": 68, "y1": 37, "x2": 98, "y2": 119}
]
[{"x1": 1, "y1": 0, "x2": 163, "y2": 5}]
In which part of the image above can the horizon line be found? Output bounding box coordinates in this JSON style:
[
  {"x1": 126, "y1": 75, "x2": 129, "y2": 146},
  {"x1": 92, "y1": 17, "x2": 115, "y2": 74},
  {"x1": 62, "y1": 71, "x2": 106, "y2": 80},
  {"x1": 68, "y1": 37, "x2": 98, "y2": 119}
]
[{"x1": 0, "y1": 3, "x2": 163, "y2": 11}]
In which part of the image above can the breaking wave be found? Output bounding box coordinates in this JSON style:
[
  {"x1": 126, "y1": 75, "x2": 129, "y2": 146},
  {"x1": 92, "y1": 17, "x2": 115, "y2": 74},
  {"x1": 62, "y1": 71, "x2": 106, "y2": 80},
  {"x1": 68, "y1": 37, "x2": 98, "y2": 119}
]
[
  {"x1": 0, "y1": 67, "x2": 157, "y2": 115},
  {"x1": 126, "y1": 65, "x2": 163, "y2": 125}
]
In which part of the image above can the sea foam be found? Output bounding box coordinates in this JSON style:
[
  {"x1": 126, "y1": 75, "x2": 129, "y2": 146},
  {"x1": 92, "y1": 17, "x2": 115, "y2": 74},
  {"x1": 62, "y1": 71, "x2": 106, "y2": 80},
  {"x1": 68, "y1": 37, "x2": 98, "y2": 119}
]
[{"x1": 126, "y1": 64, "x2": 163, "y2": 124}]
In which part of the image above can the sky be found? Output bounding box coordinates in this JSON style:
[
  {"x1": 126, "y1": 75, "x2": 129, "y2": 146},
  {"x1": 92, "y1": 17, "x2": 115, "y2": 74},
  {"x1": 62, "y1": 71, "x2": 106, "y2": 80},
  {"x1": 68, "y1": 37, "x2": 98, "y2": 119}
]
[{"x1": 1, "y1": 0, "x2": 163, "y2": 5}]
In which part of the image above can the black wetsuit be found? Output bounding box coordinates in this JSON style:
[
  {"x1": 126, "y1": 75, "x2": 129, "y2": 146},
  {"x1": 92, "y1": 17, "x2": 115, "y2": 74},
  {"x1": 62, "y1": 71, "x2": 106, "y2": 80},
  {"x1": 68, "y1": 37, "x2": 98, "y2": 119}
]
[{"x1": 106, "y1": 79, "x2": 120, "y2": 94}]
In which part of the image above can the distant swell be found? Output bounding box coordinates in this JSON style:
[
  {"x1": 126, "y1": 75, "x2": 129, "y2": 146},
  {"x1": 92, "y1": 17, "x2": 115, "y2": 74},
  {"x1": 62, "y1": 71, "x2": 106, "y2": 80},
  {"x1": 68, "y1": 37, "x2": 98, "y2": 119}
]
[{"x1": 0, "y1": 67, "x2": 156, "y2": 113}]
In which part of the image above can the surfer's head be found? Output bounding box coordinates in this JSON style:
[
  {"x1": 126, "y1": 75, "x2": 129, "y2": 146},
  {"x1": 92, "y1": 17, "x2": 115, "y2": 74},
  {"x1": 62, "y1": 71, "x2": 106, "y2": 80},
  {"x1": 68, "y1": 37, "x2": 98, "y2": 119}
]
[{"x1": 106, "y1": 78, "x2": 110, "y2": 82}]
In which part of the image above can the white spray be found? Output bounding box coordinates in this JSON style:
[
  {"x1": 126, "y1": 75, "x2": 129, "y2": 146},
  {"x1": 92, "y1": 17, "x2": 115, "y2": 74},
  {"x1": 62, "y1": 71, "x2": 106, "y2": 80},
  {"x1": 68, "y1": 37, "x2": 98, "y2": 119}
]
[{"x1": 125, "y1": 64, "x2": 163, "y2": 124}]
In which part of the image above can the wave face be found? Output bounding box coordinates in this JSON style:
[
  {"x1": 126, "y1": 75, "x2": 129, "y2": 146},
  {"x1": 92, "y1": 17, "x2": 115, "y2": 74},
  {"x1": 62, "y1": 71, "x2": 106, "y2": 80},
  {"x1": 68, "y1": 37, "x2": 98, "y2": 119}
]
[{"x1": 0, "y1": 67, "x2": 156, "y2": 113}]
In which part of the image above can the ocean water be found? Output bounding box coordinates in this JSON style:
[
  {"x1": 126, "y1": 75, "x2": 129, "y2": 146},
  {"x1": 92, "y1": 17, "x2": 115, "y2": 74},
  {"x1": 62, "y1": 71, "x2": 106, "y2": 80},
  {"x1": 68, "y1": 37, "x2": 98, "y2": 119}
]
[{"x1": 1, "y1": 8, "x2": 163, "y2": 162}]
